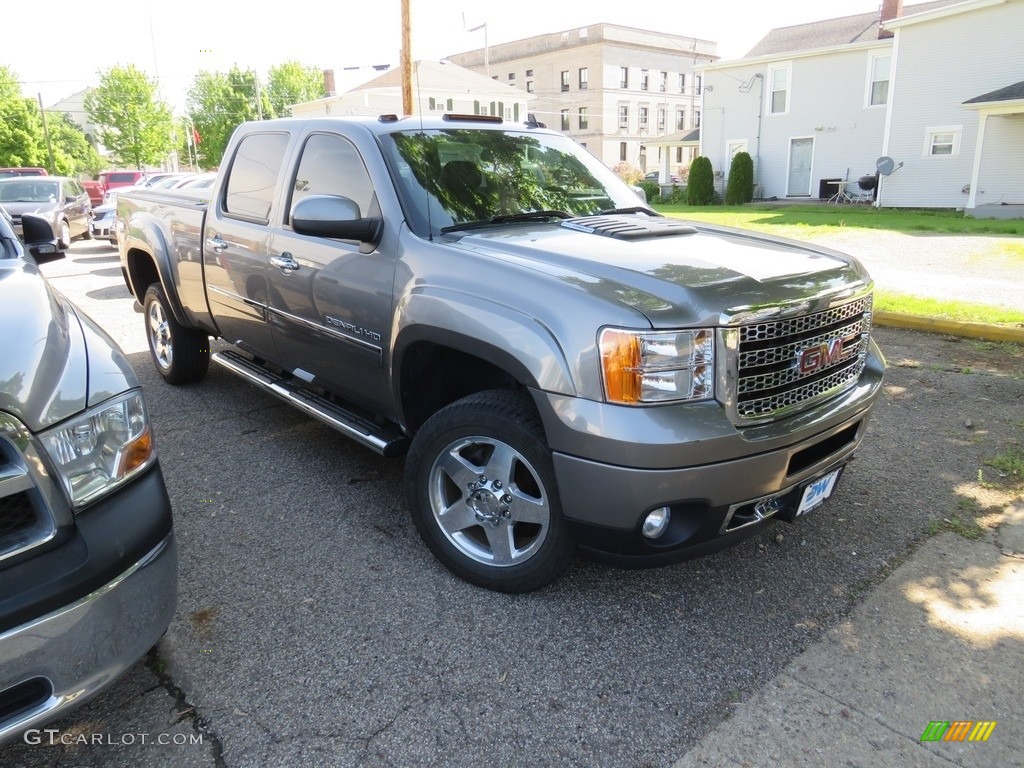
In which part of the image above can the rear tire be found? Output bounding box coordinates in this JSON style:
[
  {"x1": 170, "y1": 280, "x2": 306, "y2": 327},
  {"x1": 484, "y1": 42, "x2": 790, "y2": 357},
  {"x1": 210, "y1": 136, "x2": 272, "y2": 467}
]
[
  {"x1": 144, "y1": 283, "x2": 210, "y2": 384},
  {"x1": 405, "y1": 389, "x2": 574, "y2": 592},
  {"x1": 58, "y1": 219, "x2": 71, "y2": 249}
]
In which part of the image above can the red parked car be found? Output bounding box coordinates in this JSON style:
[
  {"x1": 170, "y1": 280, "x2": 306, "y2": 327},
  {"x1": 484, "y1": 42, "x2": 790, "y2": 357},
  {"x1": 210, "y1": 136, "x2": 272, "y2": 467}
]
[{"x1": 0, "y1": 167, "x2": 48, "y2": 178}]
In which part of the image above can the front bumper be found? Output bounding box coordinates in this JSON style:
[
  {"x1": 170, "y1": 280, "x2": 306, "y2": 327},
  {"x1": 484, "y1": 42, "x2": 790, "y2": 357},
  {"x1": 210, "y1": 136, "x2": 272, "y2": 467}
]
[
  {"x1": 90, "y1": 215, "x2": 116, "y2": 241},
  {"x1": 535, "y1": 341, "x2": 884, "y2": 564},
  {"x1": 0, "y1": 533, "x2": 177, "y2": 744}
]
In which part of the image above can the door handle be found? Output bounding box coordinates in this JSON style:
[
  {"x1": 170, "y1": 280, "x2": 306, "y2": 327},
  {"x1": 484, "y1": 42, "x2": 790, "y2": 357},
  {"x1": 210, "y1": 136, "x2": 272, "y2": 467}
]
[
  {"x1": 206, "y1": 235, "x2": 227, "y2": 253},
  {"x1": 270, "y1": 252, "x2": 300, "y2": 272}
]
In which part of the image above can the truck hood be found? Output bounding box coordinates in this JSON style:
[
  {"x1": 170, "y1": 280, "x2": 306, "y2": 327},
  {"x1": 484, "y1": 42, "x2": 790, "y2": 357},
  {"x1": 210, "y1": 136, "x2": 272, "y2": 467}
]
[
  {"x1": 0, "y1": 259, "x2": 136, "y2": 432},
  {"x1": 447, "y1": 217, "x2": 872, "y2": 327}
]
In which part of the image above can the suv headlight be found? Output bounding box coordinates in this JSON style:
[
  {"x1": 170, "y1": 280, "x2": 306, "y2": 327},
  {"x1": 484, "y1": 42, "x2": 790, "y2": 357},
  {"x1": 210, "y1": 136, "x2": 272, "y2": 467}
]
[
  {"x1": 40, "y1": 391, "x2": 155, "y2": 509},
  {"x1": 599, "y1": 328, "x2": 714, "y2": 404}
]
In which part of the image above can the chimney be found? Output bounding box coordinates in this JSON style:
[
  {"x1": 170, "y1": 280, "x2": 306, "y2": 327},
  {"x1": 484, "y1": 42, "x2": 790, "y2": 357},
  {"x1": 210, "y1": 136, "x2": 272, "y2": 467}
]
[
  {"x1": 323, "y1": 69, "x2": 336, "y2": 98},
  {"x1": 878, "y1": 0, "x2": 904, "y2": 38}
]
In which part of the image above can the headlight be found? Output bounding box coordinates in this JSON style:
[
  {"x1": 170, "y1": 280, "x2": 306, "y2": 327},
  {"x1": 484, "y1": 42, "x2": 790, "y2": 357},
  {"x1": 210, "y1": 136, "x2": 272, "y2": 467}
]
[
  {"x1": 40, "y1": 391, "x2": 155, "y2": 509},
  {"x1": 599, "y1": 328, "x2": 714, "y2": 404}
]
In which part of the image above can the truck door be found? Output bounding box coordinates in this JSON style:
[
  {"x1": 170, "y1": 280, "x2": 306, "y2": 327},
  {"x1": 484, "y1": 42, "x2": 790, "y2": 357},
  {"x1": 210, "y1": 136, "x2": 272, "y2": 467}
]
[
  {"x1": 265, "y1": 131, "x2": 396, "y2": 411},
  {"x1": 204, "y1": 131, "x2": 291, "y2": 360}
]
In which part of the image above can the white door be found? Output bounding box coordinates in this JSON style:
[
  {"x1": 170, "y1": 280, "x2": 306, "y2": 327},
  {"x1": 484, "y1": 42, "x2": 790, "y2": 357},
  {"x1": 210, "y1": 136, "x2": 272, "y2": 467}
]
[{"x1": 787, "y1": 138, "x2": 813, "y2": 196}]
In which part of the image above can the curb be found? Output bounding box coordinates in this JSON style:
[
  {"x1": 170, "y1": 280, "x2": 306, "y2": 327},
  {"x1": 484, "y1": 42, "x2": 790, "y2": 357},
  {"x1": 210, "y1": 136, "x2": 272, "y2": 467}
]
[{"x1": 873, "y1": 311, "x2": 1024, "y2": 344}]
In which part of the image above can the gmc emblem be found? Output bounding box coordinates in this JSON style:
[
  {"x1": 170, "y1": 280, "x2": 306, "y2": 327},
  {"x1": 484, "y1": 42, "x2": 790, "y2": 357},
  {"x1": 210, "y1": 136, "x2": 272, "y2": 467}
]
[{"x1": 797, "y1": 337, "x2": 847, "y2": 375}]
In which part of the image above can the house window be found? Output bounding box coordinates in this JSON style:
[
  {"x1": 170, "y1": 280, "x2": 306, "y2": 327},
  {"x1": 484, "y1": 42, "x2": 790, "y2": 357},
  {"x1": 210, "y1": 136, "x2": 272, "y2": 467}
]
[
  {"x1": 639, "y1": 107, "x2": 649, "y2": 131},
  {"x1": 675, "y1": 147, "x2": 683, "y2": 162},
  {"x1": 728, "y1": 140, "x2": 748, "y2": 159},
  {"x1": 579, "y1": 68, "x2": 588, "y2": 90},
  {"x1": 620, "y1": 142, "x2": 627, "y2": 162},
  {"x1": 579, "y1": 107, "x2": 588, "y2": 130},
  {"x1": 560, "y1": 70, "x2": 570, "y2": 91},
  {"x1": 618, "y1": 105, "x2": 629, "y2": 130},
  {"x1": 695, "y1": 74, "x2": 703, "y2": 94},
  {"x1": 508, "y1": 72, "x2": 515, "y2": 81},
  {"x1": 679, "y1": 73, "x2": 686, "y2": 93},
  {"x1": 561, "y1": 109, "x2": 570, "y2": 131},
  {"x1": 641, "y1": 69, "x2": 649, "y2": 91},
  {"x1": 868, "y1": 54, "x2": 891, "y2": 106},
  {"x1": 526, "y1": 69, "x2": 533, "y2": 77},
  {"x1": 447, "y1": 98, "x2": 453, "y2": 111},
  {"x1": 924, "y1": 125, "x2": 962, "y2": 157},
  {"x1": 657, "y1": 108, "x2": 666, "y2": 132},
  {"x1": 620, "y1": 67, "x2": 629, "y2": 89},
  {"x1": 676, "y1": 109, "x2": 686, "y2": 130},
  {"x1": 693, "y1": 110, "x2": 701, "y2": 128},
  {"x1": 526, "y1": 81, "x2": 534, "y2": 93},
  {"x1": 769, "y1": 65, "x2": 789, "y2": 114},
  {"x1": 659, "y1": 71, "x2": 667, "y2": 92}
]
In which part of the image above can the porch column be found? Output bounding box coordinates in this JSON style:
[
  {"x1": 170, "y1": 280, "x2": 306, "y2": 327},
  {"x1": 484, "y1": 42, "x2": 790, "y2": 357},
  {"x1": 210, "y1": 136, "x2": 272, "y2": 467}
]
[{"x1": 967, "y1": 112, "x2": 988, "y2": 210}]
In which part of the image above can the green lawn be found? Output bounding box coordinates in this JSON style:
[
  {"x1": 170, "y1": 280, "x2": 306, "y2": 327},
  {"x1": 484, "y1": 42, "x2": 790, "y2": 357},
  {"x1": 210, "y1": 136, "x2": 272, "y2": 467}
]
[
  {"x1": 653, "y1": 204, "x2": 1024, "y2": 237},
  {"x1": 875, "y1": 291, "x2": 1024, "y2": 325}
]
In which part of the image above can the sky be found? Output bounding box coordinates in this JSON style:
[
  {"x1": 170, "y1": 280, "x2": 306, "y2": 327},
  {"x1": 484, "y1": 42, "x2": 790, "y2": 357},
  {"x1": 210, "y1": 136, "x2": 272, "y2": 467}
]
[{"x1": 7, "y1": 0, "x2": 889, "y2": 114}]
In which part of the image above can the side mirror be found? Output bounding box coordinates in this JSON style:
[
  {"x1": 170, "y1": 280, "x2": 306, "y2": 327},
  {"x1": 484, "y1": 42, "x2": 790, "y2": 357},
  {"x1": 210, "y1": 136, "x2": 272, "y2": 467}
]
[
  {"x1": 21, "y1": 213, "x2": 63, "y2": 264},
  {"x1": 291, "y1": 195, "x2": 382, "y2": 245}
]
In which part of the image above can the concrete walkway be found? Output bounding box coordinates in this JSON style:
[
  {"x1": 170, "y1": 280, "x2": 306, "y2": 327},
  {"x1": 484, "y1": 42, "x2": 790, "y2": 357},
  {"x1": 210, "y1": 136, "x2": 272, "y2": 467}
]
[{"x1": 674, "y1": 502, "x2": 1024, "y2": 768}]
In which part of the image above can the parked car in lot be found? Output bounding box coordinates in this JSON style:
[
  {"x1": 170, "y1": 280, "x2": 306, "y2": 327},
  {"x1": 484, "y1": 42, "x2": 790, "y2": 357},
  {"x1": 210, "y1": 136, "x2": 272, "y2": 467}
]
[
  {"x1": 98, "y1": 169, "x2": 145, "y2": 193},
  {"x1": 0, "y1": 168, "x2": 48, "y2": 179},
  {"x1": 82, "y1": 179, "x2": 104, "y2": 207},
  {"x1": 644, "y1": 169, "x2": 681, "y2": 184},
  {"x1": 118, "y1": 115, "x2": 884, "y2": 592},
  {"x1": 0, "y1": 177, "x2": 91, "y2": 248},
  {"x1": 0, "y1": 208, "x2": 177, "y2": 745}
]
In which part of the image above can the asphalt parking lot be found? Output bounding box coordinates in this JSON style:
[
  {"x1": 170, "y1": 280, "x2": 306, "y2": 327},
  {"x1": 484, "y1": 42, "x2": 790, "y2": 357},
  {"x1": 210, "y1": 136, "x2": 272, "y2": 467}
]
[{"x1": 4, "y1": 238, "x2": 1023, "y2": 768}]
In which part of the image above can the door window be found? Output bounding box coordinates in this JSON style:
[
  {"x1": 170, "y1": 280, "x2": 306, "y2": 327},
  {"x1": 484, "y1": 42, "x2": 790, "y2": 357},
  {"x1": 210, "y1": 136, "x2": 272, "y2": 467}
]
[
  {"x1": 223, "y1": 132, "x2": 290, "y2": 223},
  {"x1": 288, "y1": 133, "x2": 375, "y2": 225}
]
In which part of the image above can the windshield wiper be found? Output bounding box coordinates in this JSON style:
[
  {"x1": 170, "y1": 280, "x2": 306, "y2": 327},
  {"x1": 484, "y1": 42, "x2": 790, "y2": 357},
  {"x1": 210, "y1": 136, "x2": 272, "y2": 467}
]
[
  {"x1": 440, "y1": 210, "x2": 571, "y2": 234},
  {"x1": 597, "y1": 206, "x2": 662, "y2": 216}
]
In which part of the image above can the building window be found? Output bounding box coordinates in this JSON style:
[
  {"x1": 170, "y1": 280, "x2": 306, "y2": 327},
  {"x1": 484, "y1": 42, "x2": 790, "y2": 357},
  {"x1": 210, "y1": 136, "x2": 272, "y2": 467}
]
[
  {"x1": 868, "y1": 54, "x2": 890, "y2": 106},
  {"x1": 728, "y1": 140, "x2": 748, "y2": 159},
  {"x1": 579, "y1": 107, "x2": 588, "y2": 130},
  {"x1": 560, "y1": 70, "x2": 570, "y2": 91},
  {"x1": 620, "y1": 67, "x2": 629, "y2": 89},
  {"x1": 561, "y1": 109, "x2": 570, "y2": 131},
  {"x1": 508, "y1": 72, "x2": 515, "y2": 81},
  {"x1": 618, "y1": 105, "x2": 629, "y2": 130},
  {"x1": 675, "y1": 147, "x2": 683, "y2": 163},
  {"x1": 695, "y1": 74, "x2": 703, "y2": 94},
  {"x1": 526, "y1": 81, "x2": 534, "y2": 93},
  {"x1": 578, "y1": 67, "x2": 588, "y2": 90},
  {"x1": 769, "y1": 65, "x2": 789, "y2": 114},
  {"x1": 447, "y1": 98, "x2": 453, "y2": 111},
  {"x1": 620, "y1": 142, "x2": 627, "y2": 162},
  {"x1": 657, "y1": 108, "x2": 666, "y2": 132},
  {"x1": 676, "y1": 109, "x2": 686, "y2": 130},
  {"x1": 641, "y1": 69, "x2": 649, "y2": 91},
  {"x1": 693, "y1": 110, "x2": 701, "y2": 128},
  {"x1": 679, "y1": 73, "x2": 686, "y2": 93},
  {"x1": 659, "y1": 71, "x2": 667, "y2": 92},
  {"x1": 639, "y1": 107, "x2": 649, "y2": 131},
  {"x1": 924, "y1": 125, "x2": 962, "y2": 157}
]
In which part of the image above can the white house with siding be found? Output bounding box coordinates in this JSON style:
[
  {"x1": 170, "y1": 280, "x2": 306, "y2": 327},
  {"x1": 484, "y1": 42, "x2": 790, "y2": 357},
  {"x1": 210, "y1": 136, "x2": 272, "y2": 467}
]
[
  {"x1": 696, "y1": 0, "x2": 994, "y2": 205},
  {"x1": 879, "y1": 0, "x2": 1024, "y2": 215}
]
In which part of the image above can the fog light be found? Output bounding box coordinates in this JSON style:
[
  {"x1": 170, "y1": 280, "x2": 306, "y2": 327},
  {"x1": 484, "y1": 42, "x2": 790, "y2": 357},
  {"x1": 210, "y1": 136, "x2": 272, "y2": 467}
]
[{"x1": 642, "y1": 506, "x2": 671, "y2": 539}]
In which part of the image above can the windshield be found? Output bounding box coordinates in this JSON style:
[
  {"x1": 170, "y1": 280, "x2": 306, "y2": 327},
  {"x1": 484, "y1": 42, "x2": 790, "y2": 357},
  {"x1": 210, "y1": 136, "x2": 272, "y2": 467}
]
[
  {"x1": 379, "y1": 128, "x2": 648, "y2": 237},
  {"x1": 0, "y1": 180, "x2": 59, "y2": 203}
]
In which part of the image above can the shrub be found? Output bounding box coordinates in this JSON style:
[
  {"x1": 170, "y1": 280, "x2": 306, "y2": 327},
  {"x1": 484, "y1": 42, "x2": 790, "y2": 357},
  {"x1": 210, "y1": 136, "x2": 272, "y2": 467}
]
[
  {"x1": 725, "y1": 151, "x2": 754, "y2": 205},
  {"x1": 686, "y1": 156, "x2": 715, "y2": 206},
  {"x1": 637, "y1": 181, "x2": 660, "y2": 202}
]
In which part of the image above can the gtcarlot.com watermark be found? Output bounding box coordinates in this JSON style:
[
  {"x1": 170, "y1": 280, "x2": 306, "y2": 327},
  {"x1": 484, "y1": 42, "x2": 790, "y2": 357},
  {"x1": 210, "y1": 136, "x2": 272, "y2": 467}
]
[{"x1": 24, "y1": 728, "x2": 203, "y2": 746}]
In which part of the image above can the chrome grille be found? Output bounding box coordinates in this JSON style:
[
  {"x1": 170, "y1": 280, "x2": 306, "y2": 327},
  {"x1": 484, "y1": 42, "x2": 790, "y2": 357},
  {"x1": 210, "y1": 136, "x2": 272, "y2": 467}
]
[
  {"x1": 0, "y1": 415, "x2": 62, "y2": 564},
  {"x1": 733, "y1": 295, "x2": 872, "y2": 421}
]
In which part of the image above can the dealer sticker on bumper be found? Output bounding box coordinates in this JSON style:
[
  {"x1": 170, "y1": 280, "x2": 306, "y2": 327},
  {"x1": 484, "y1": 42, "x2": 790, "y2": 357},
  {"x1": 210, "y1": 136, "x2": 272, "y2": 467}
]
[{"x1": 796, "y1": 468, "x2": 841, "y2": 516}]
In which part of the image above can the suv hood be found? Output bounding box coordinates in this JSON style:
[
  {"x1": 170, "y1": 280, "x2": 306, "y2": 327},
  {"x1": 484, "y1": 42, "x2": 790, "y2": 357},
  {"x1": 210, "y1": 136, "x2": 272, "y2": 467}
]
[
  {"x1": 448, "y1": 217, "x2": 872, "y2": 327},
  {"x1": 1, "y1": 201, "x2": 58, "y2": 218},
  {"x1": 0, "y1": 260, "x2": 136, "y2": 432}
]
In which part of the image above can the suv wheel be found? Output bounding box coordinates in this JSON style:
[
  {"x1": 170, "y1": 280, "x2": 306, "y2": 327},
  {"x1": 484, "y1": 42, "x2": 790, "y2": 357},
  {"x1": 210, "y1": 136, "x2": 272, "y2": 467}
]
[
  {"x1": 405, "y1": 389, "x2": 574, "y2": 592},
  {"x1": 144, "y1": 283, "x2": 210, "y2": 384},
  {"x1": 58, "y1": 219, "x2": 71, "y2": 249}
]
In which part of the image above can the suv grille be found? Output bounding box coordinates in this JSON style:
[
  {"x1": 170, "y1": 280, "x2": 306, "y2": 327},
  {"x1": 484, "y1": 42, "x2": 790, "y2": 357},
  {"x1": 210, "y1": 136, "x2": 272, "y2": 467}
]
[{"x1": 733, "y1": 295, "x2": 872, "y2": 421}]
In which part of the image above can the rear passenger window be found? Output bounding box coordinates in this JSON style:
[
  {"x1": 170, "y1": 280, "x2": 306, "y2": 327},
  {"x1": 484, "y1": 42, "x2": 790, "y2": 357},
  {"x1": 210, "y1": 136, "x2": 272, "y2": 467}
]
[
  {"x1": 289, "y1": 133, "x2": 375, "y2": 223},
  {"x1": 223, "y1": 133, "x2": 290, "y2": 223}
]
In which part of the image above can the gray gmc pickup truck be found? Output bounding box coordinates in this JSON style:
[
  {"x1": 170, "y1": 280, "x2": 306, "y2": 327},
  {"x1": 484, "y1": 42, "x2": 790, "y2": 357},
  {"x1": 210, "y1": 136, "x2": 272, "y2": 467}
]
[{"x1": 117, "y1": 114, "x2": 884, "y2": 592}]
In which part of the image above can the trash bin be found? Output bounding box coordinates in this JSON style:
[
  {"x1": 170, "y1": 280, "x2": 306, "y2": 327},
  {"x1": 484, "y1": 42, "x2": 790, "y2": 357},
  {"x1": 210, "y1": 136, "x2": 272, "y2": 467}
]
[{"x1": 819, "y1": 178, "x2": 842, "y2": 200}]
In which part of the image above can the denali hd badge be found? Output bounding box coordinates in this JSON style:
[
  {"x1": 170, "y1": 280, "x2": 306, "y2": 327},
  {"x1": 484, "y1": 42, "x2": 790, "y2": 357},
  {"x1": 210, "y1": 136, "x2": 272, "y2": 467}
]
[{"x1": 796, "y1": 337, "x2": 846, "y2": 375}]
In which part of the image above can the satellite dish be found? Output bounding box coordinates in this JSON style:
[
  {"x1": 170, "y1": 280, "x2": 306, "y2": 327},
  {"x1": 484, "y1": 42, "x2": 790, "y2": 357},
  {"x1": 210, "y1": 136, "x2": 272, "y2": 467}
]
[{"x1": 876, "y1": 156, "x2": 896, "y2": 176}]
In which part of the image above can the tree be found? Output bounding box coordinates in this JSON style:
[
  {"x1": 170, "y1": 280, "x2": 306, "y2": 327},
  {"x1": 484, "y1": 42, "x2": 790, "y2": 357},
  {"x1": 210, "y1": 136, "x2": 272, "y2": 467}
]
[
  {"x1": 266, "y1": 61, "x2": 323, "y2": 117},
  {"x1": 686, "y1": 156, "x2": 716, "y2": 206},
  {"x1": 0, "y1": 66, "x2": 46, "y2": 168},
  {"x1": 725, "y1": 151, "x2": 754, "y2": 205},
  {"x1": 85, "y1": 65, "x2": 173, "y2": 168},
  {"x1": 48, "y1": 113, "x2": 103, "y2": 177},
  {"x1": 186, "y1": 67, "x2": 272, "y2": 167}
]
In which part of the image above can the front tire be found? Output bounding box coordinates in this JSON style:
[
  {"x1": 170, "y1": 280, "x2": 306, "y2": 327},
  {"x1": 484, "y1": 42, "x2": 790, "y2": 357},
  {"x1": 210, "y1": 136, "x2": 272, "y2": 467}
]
[
  {"x1": 144, "y1": 283, "x2": 210, "y2": 384},
  {"x1": 405, "y1": 389, "x2": 574, "y2": 592}
]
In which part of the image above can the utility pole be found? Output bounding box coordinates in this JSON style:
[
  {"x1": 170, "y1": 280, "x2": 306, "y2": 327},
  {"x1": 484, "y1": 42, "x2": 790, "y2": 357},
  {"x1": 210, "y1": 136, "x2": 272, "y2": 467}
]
[
  {"x1": 255, "y1": 76, "x2": 264, "y2": 120},
  {"x1": 37, "y1": 94, "x2": 56, "y2": 174},
  {"x1": 401, "y1": 0, "x2": 413, "y2": 115}
]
